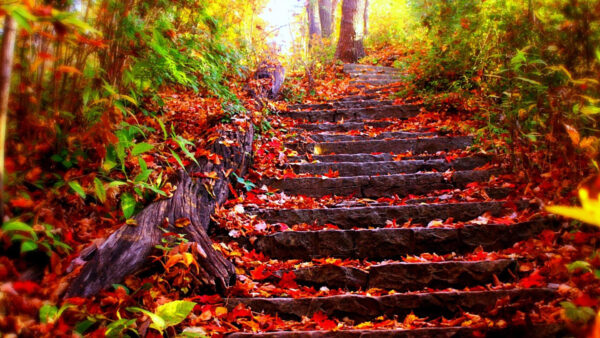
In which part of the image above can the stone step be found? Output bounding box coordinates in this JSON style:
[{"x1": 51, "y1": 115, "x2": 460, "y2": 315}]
[
  {"x1": 346, "y1": 71, "x2": 403, "y2": 78},
  {"x1": 226, "y1": 325, "x2": 565, "y2": 338},
  {"x1": 288, "y1": 99, "x2": 394, "y2": 111},
  {"x1": 290, "y1": 155, "x2": 491, "y2": 176},
  {"x1": 276, "y1": 259, "x2": 517, "y2": 291},
  {"x1": 253, "y1": 219, "x2": 555, "y2": 260},
  {"x1": 347, "y1": 84, "x2": 405, "y2": 96},
  {"x1": 292, "y1": 121, "x2": 393, "y2": 133},
  {"x1": 227, "y1": 288, "x2": 556, "y2": 321},
  {"x1": 351, "y1": 80, "x2": 403, "y2": 86},
  {"x1": 289, "y1": 136, "x2": 473, "y2": 155},
  {"x1": 280, "y1": 105, "x2": 420, "y2": 123},
  {"x1": 289, "y1": 153, "x2": 443, "y2": 163},
  {"x1": 350, "y1": 74, "x2": 403, "y2": 80},
  {"x1": 304, "y1": 131, "x2": 436, "y2": 143},
  {"x1": 368, "y1": 259, "x2": 517, "y2": 291},
  {"x1": 255, "y1": 200, "x2": 532, "y2": 229},
  {"x1": 335, "y1": 95, "x2": 380, "y2": 101},
  {"x1": 343, "y1": 63, "x2": 401, "y2": 73},
  {"x1": 265, "y1": 170, "x2": 498, "y2": 198}
]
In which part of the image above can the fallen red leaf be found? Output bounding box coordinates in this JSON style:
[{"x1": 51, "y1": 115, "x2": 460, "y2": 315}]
[
  {"x1": 10, "y1": 197, "x2": 34, "y2": 209},
  {"x1": 519, "y1": 269, "x2": 546, "y2": 288},
  {"x1": 12, "y1": 280, "x2": 41, "y2": 294},
  {"x1": 250, "y1": 265, "x2": 271, "y2": 280},
  {"x1": 323, "y1": 169, "x2": 340, "y2": 178},
  {"x1": 277, "y1": 271, "x2": 298, "y2": 289},
  {"x1": 574, "y1": 293, "x2": 599, "y2": 307},
  {"x1": 312, "y1": 311, "x2": 337, "y2": 330}
]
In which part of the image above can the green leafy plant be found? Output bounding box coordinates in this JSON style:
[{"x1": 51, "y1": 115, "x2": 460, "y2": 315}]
[
  {"x1": 561, "y1": 301, "x2": 596, "y2": 324},
  {"x1": 39, "y1": 303, "x2": 73, "y2": 324},
  {"x1": 1, "y1": 220, "x2": 71, "y2": 255},
  {"x1": 127, "y1": 300, "x2": 197, "y2": 334},
  {"x1": 232, "y1": 173, "x2": 256, "y2": 191},
  {"x1": 105, "y1": 318, "x2": 138, "y2": 338}
]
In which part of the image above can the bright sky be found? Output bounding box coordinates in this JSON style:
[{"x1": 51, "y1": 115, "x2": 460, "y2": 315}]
[{"x1": 260, "y1": 0, "x2": 304, "y2": 52}]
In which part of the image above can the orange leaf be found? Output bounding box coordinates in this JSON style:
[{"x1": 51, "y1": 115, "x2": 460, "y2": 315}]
[
  {"x1": 10, "y1": 197, "x2": 34, "y2": 209},
  {"x1": 564, "y1": 123, "x2": 580, "y2": 146},
  {"x1": 175, "y1": 218, "x2": 191, "y2": 228},
  {"x1": 56, "y1": 65, "x2": 82, "y2": 75}
]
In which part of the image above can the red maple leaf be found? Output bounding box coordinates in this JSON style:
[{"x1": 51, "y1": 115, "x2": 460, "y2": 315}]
[
  {"x1": 229, "y1": 303, "x2": 253, "y2": 320},
  {"x1": 251, "y1": 265, "x2": 272, "y2": 280},
  {"x1": 519, "y1": 270, "x2": 546, "y2": 288},
  {"x1": 282, "y1": 168, "x2": 297, "y2": 179},
  {"x1": 323, "y1": 169, "x2": 340, "y2": 178},
  {"x1": 312, "y1": 311, "x2": 337, "y2": 330},
  {"x1": 190, "y1": 294, "x2": 222, "y2": 304},
  {"x1": 574, "y1": 294, "x2": 599, "y2": 307},
  {"x1": 446, "y1": 154, "x2": 458, "y2": 163},
  {"x1": 573, "y1": 231, "x2": 592, "y2": 245},
  {"x1": 539, "y1": 230, "x2": 556, "y2": 246},
  {"x1": 277, "y1": 271, "x2": 298, "y2": 289},
  {"x1": 12, "y1": 280, "x2": 41, "y2": 294}
]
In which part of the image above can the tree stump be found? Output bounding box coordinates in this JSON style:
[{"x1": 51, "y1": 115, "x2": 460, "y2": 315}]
[
  {"x1": 65, "y1": 124, "x2": 254, "y2": 298},
  {"x1": 255, "y1": 60, "x2": 285, "y2": 99}
]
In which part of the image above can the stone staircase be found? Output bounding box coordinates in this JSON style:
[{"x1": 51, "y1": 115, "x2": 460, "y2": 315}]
[
  {"x1": 219, "y1": 64, "x2": 564, "y2": 337},
  {"x1": 344, "y1": 63, "x2": 407, "y2": 87}
]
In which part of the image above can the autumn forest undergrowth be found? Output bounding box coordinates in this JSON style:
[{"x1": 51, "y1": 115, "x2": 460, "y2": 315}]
[{"x1": 1, "y1": 0, "x2": 600, "y2": 337}]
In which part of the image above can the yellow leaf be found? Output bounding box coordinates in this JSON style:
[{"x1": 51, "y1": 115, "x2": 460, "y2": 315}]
[
  {"x1": 116, "y1": 94, "x2": 138, "y2": 106},
  {"x1": 215, "y1": 306, "x2": 228, "y2": 317},
  {"x1": 546, "y1": 189, "x2": 600, "y2": 227},
  {"x1": 182, "y1": 252, "x2": 194, "y2": 266},
  {"x1": 356, "y1": 321, "x2": 373, "y2": 329},
  {"x1": 581, "y1": 105, "x2": 600, "y2": 116}
]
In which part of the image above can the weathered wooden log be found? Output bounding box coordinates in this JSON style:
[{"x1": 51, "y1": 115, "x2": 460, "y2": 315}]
[{"x1": 65, "y1": 124, "x2": 254, "y2": 298}]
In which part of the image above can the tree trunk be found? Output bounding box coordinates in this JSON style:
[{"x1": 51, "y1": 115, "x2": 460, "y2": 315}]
[
  {"x1": 0, "y1": 16, "x2": 17, "y2": 223},
  {"x1": 319, "y1": 0, "x2": 339, "y2": 38},
  {"x1": 65, "y1": 126, "x2": 254, "y2": 298},
  {"x1": 364, "y1": 0, "x2": 369, "y2": 36},
  {"x1": 307, "y1": 0, "x2": 322, "y2": 46},
  {"x1": 527, "y1": 0, "x2": 536, "y2": 25},
  {"x1": 335, "y1": 0, "x2": 367, "y2": 63}
]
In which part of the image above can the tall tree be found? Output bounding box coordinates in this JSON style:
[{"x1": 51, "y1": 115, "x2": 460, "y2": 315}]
[
  {"x1": 335, "y1": 0, "x2": 367, "y2": 62},
  {"x1": 0, "y1": 15, "x2": 17, "y2": 222},
  {"x1": 307, "y1": 0, "x2": 322, "y2": 44},
  {"x1": 318, "y1": 0, "x2": 339, "y2": 38},
  {"x1": 364, "y1": 0, "x2": 369, "y2": 35}
]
